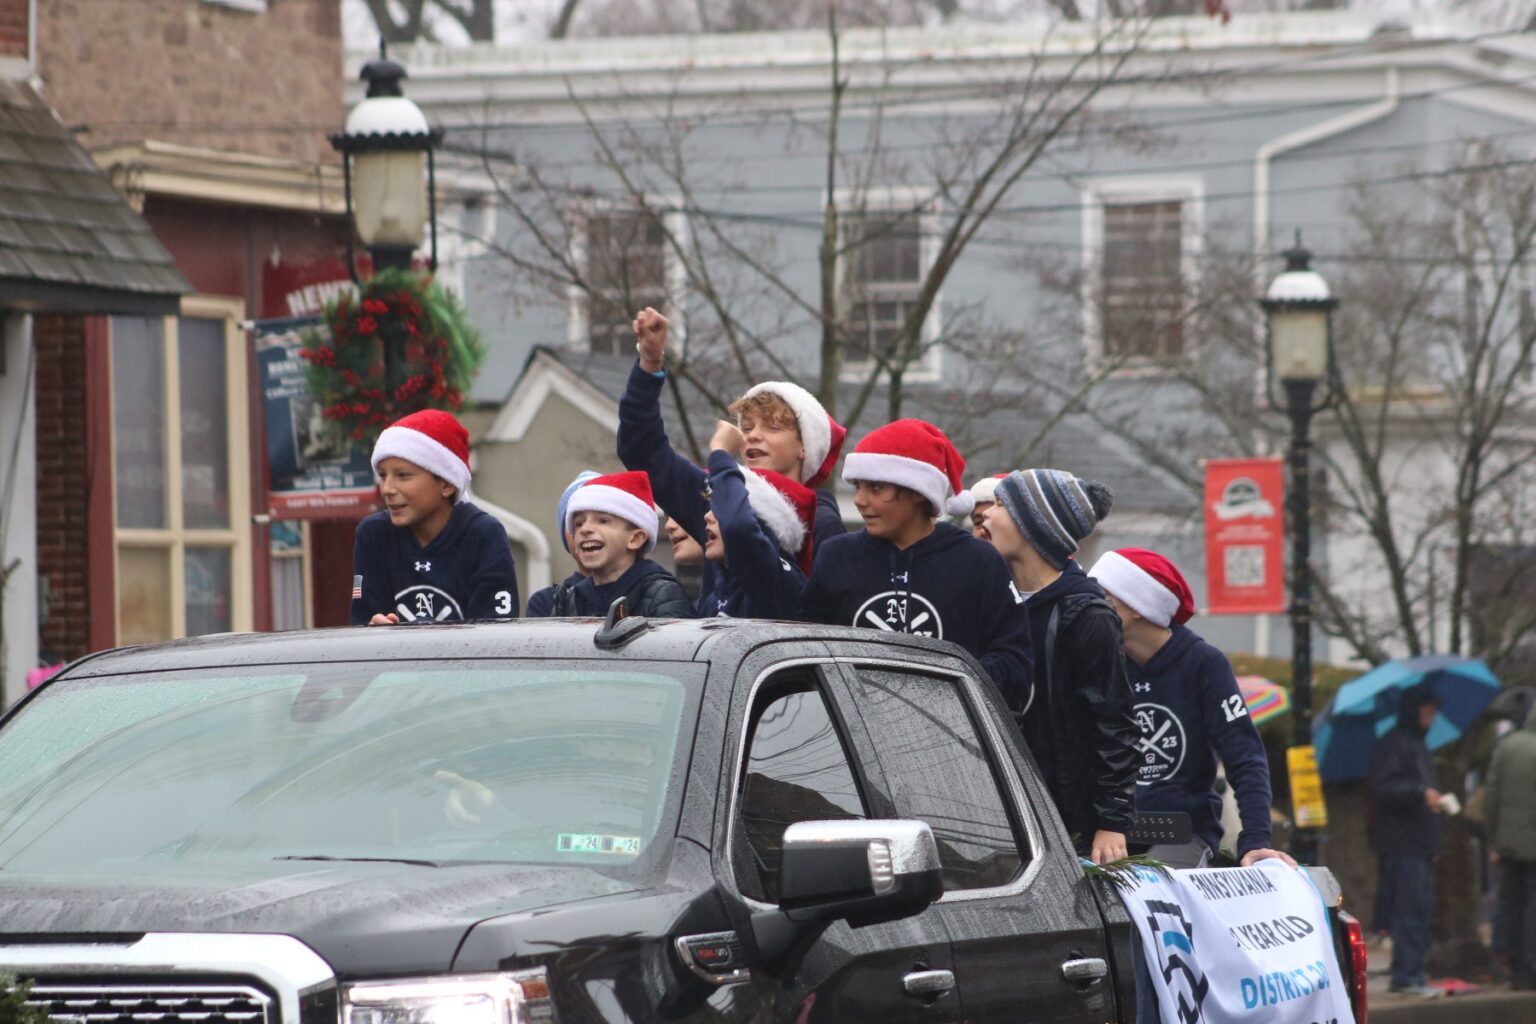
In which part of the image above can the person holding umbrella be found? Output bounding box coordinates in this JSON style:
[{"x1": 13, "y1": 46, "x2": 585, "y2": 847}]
[{"x1": 1371, "y1": 683, "x2": 1450, "y2": 999}]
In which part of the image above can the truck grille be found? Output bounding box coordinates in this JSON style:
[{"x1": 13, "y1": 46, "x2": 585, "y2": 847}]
[{"x1": 26, "y1": 984, "x2": 274, "y2": 1024}]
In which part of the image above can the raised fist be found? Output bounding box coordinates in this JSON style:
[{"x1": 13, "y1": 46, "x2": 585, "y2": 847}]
[
  {"x1": 632, "y1": 307, "x2": 669, "y2": 372},
  {"x1": 710, "y1": 419, "x2": 746, "y2": 455}
]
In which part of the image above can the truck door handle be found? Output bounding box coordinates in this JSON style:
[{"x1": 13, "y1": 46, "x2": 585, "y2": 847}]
[
  {"x1": 903, "y1": 969, "x2": 955, "y2": 999},
  {"x1": 1060, "y1": 957, "x2": 1108, "y2": 983}
]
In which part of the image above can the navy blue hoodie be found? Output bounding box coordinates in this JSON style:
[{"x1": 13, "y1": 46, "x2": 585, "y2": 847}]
[
  {"x1": 351, "y1": 500, "x2": 519, "y2": 624},
  {"x1": 1128, "y1": 625, "x2": 1273, "y2": 857},
  {"x1": 1020, "y1": 564, "x2": 1138, "y2": 841},
  {"x1": 799, "y1": 522, "x2": 1033, "y2": 702},
  {"x1": 699, "y1": 451, "x2": 807, "y2": 619},
  {"x1": 617, "y1": 363, "x2": 844, "y2": 553},
  {"x1": 1369, "y1": 688, "x2": 1443, "y2": 858},
  {"x1": 535, "y1": 557, "x2": 696, "y2": 619}
]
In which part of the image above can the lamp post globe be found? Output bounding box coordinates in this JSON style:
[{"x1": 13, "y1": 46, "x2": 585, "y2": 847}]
[
  {"x1": 1264, "y1": 246, "x2": 1335, "y2": 383},
  {"x1": 330, "y1": 45, "x2": 443, "y2": 278},
  {"x1": 1261, "y1": 238, "x2": 1337, "y2": 867}
]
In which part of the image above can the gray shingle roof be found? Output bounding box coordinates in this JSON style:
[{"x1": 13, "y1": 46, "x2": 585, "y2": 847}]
[
  {"x1": 0, "y1": 79, "x2": 188, "y2": 314},
  {"x1": 532, "y1": 346, "x2": 1196, "y2": 514}
]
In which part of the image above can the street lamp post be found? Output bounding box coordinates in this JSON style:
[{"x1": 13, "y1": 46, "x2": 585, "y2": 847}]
[
  {"x1": 1261, "y1": 238, "x2": 1338, "y2": 866},
  {"x1": 330, "y1": 42, "x2": 443, "y2": 391}
]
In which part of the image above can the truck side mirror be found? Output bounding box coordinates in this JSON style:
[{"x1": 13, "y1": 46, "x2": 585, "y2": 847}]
[
  {"x1": 779, "y1": 819, "x2": 943, "y2": 925},
  {"x1": 750, "y1": 820, "x2": 944, "y2": 973}
]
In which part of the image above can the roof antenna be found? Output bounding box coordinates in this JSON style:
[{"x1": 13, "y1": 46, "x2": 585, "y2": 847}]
[{"x1": 595, "y1": 596, "x2": 650, "y2": 649}]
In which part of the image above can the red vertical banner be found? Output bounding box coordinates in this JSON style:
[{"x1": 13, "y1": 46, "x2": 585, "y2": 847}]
[{"x1": 1204, "y1": 458, "x2": 1286, "y2": 614}]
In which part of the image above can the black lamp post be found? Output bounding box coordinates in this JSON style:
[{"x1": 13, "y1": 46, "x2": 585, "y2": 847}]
[
  {"x1": 1262, "y1": 238, "x2": 1339, "y2": 866},
  {"x1": 330, "y1": 43, "x2": 443, "y2": 390}
]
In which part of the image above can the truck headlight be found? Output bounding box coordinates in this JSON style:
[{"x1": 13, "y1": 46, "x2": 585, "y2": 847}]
[{"x1": 342, "y1": 970, "x2": 554, "y2": 1024}]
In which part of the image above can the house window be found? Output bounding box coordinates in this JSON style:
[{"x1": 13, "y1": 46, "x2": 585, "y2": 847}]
[
  {"x1": 571, "y1": 206, "x2": 683, "y2": 357},
  {"x1": 840, "y1": 203, "x2": 939, "y2": 379},
  {"x1": 1101, "y1": 199, "x2": 1186, "y2": 359},
  {"x1": 111, "y1": 298, "x2": 253, "y2": 644},
  {"x1": 1084, "y1": 178, "x2": 1201, "y2": 366}
]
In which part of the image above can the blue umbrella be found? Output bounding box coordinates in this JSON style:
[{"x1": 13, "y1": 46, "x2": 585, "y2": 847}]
[{"x1": 1314, "y1": 655, "x2": 1501, "y2": 782}]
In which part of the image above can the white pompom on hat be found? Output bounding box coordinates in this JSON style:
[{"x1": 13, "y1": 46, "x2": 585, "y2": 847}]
[
  {"x1": 565, "y1": 470, "x2": 660, "y2": 554},
  {"x1": 741, "y1": 468, "x2": 818, "y2": 574},
  {"x1": 371, "y1": 409, "x2": 472, "y2": 495},
  {"x1": 843, "y1": 418, "x2": 974, "y2": 518},
  {"x1": 740, "y1": 380, "x2": 848, "y2": 488}
]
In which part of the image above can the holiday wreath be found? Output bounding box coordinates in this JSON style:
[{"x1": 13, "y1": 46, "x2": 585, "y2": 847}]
[{"x1": 300, "y1": 268, "x2": 484, "y2": 449}]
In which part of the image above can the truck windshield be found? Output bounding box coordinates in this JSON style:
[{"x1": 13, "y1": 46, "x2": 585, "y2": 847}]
[{"x1": 0, "y1": 662, "x2": 698, "y2": 874}]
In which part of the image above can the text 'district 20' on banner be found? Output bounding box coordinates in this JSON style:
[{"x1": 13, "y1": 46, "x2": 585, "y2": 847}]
[
  {"x1": 1204, "y1": 458, "x2": 1286, "y2": 615},
  {"x1": 1117, "y1": 861, "x2": 1355, "y2": 1024}
]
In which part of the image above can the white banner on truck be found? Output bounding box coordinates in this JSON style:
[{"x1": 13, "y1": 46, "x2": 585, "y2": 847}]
[{"x1": 1117, "y1": 861, "x2": 1356, "y2": 1024}]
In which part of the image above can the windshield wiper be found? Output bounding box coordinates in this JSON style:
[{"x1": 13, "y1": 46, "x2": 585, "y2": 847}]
[{"x1": 274, "y1": 854, "x2": 441, "y2": 867}]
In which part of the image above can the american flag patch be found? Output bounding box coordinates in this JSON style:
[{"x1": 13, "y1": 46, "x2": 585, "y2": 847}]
[{"x1": 351, "y1": 575, "x2": 363, "y2": 600}]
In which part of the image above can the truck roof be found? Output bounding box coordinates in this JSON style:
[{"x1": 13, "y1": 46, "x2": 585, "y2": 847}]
[{"x1": 57, "y1": 618, "x2": 971, "y2": 677}]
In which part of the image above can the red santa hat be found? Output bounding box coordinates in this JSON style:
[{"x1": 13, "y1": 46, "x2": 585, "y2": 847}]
[
  {"x1": 565, "y1": 471, "x2": 660, "y2": 553},
  {"x1": 740, "y1": 381, "x2": 847, "y2": 488},
  {"x1": 968, "y1": 472, "x2": 1010, "y2": 506},
  {"x1": 371, "y1": 409, "x2": 472, "y2": 495},
  {"x1": 843, "y1": 419, "x2": 974, "y2": 518},
  {"x1": 742, "y1": 469, "x2": 817, "y2": 574},
  {"x1": 1088, "y1": 547, "x2": 1196, "y2": 627}
]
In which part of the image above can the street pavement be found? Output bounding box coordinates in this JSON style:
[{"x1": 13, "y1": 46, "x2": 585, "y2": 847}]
[{"x1": 1368, "y1": 971, "x2": 1536, "y2": 1023}]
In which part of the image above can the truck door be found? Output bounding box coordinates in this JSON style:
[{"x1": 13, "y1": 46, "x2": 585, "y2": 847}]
[
  {"x1": 715, "y1": 653, "x2": 959, "y2": 1024},
  {"x1": 830, "y1": 656, "x2": 1121, "y2": 1024}
]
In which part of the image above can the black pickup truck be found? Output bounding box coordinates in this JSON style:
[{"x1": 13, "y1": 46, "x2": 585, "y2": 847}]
[{"x1": 0, "y1": 616, "x2": 1366, "y2": 1023}]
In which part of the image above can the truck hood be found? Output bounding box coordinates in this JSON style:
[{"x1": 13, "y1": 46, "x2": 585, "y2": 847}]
[{"x1": 0, "y1": 860, "x2": 644, "y2": 976}]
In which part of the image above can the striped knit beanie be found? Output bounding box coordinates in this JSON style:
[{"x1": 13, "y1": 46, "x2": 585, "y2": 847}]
[{"x1": 994, "y1": 469, "x2": 1114, "y2": 570}]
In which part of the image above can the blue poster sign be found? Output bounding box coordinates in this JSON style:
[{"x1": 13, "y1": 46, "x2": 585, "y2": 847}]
[{"x1": 254, "y1": 316, "x2": 377, "y2": 519}]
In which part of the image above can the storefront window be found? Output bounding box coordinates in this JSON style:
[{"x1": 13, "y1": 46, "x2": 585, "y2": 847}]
[{"x1": 111, "y1": 299, "x2": 251, "y2": 643}]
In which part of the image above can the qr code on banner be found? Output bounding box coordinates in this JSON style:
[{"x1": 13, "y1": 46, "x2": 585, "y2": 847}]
[{"x1": 1224, "y1": 545, "x2": 1267, "y2": 588}]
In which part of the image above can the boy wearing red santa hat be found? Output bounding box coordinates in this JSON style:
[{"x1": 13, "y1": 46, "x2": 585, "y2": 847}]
[
  {"x1": 1089, "y1": 547, "x2": 1292, "y2": 869},
  {"x1": 798, "y1": 419, "x2": 1032, "y2": 703},
  {"x1": 352, "y1": 409, "x2": 519, "y2": 624},
  {"x1": 619, "y1": 307, "x2": 848, "y2": 566},
  {"x1": 532, "y1": 471, "x2": 696, "y2": 619}
]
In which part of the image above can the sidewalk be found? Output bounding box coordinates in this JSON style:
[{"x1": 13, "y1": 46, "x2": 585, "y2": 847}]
[
  {"x1": 1361, "y1": 935, "x2": 1536, "y2": 1023},
  {"x1": 1368, "y1": 972, "x2": 1536, "y2": 1023}
]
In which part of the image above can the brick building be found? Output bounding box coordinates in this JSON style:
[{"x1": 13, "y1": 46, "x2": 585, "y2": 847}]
[
  {"x1": 2, "y1": 0, "x2": 191, "y2": 702},
  {"x1": 17, "y1": 0, "x2": 364, "y2": 694}
]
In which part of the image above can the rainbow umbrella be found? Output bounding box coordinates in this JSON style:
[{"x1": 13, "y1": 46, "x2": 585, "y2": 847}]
[{"x1": 1237, "y1": 675, "x2": 1291, "y2": 726}]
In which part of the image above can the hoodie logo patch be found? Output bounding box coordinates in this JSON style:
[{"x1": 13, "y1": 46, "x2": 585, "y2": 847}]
[
  {"x1": 1133, "y1": 702, "x2": 1187, "y2": 786},
  {"x1": 394, "y1": 585, "x2": 464, "y2": 623},
  {"x1": 853, "y1": 591, "x2": 944, "y2": 638}
]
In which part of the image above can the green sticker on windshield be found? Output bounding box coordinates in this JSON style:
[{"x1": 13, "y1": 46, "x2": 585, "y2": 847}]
[{"x1": 557, "y1": 833, "x2": 642, "y2": 856}]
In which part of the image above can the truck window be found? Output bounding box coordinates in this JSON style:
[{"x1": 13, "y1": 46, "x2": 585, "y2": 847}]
[
  {"x1": 849, "y1": 666, "x2": 1026, "y2": 891},
  {"x1": 735, "y1": 679, "x2": 867, "y2": 903},
  {"x1": 0, "y1": 663, "x2": 697, "y2": 877}
]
